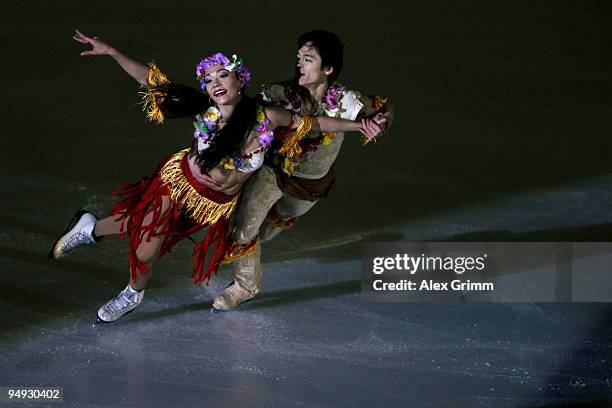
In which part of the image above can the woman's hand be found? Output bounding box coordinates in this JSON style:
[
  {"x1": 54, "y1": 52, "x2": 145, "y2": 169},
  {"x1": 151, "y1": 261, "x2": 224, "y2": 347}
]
[
  {"x1": 72, "y1": 29, "x2": 150, "y2": 86},
  {"x1": 73, "y1": 29, "x2": 115, "y2": 56}
]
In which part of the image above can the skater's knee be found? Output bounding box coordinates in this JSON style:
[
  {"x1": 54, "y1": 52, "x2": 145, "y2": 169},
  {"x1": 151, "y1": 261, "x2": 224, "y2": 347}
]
[
  {"x1": 233, "y1": 228, "x2": 258, "y2": 246},
  {"x1": 135, "y1": 245, "x2": 157, "y2": 266}
]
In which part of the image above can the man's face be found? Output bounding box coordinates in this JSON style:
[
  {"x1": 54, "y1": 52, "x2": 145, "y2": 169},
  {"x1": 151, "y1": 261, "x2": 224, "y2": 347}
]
[{"x1": 296, "y1": 42, "x2": 330, "y2": 87}]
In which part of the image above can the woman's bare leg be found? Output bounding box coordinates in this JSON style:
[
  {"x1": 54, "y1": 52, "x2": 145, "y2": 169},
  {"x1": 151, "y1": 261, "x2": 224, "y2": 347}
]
[
  {"x1": 96, "y1": 196, "x2": 171, "y2": 322},
  {"x1": 93, "y1": 214, "x2": 125, "y2": 237},
  {"x1": 128, "y1": 195, "x2": 171, "y2": 290}
]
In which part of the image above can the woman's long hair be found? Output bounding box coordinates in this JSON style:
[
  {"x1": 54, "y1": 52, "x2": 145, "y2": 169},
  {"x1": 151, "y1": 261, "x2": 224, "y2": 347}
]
[
  {"x1": 151, "y1": 82, "x2": 257, "y2": 173},
  {"x1": 190, "y1": 95, "x2": 256, "y2": 173}
]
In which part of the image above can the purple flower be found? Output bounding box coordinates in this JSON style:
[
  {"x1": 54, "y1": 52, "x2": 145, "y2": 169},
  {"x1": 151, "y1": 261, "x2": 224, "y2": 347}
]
[
  {"x1": 195, "y1": 52, "x2": 252, "y2": 88},
  {"x1": 323, "y1": 83, "x2": 344, "y2": 111},
  {"x1": 258, "y1": 131, "x2": 274, "y2": 148},
  {"x1": 236, "y1": 67, "x2": 252, "y2": 86}
]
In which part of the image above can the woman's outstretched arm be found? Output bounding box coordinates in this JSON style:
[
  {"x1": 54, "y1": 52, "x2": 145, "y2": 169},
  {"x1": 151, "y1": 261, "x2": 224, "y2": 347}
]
[{"x1": 73, "y1": 29, "x2": 150, "y2": 87}]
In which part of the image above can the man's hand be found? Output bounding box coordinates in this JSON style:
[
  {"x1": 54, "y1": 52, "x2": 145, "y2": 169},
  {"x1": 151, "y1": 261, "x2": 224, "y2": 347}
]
[
  {"x1": 359, "y1": 114, "x2": 388, "y2": 141},
  {"x1": 197, "y1": 172, "x2": 224, "y2": 189}
]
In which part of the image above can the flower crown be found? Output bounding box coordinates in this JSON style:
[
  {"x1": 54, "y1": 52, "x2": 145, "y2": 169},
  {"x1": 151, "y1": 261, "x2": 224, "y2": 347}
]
[{"x1": 195, "y1": 52, "x2": 252, "y2": 91}]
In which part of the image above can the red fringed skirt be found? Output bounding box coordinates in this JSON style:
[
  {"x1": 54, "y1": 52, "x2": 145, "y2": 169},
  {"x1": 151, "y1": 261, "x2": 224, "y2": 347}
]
[{"x1": 110, "y1": 149, "x2": 238, "y2": 285}]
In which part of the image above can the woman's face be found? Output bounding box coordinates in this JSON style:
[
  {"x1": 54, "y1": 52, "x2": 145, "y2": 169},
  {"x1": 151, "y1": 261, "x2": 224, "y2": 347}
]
[
  {"x1": 296, "y1": 42, "x2": 330, "y2": 87},
  {"x1": 204, "y1": 64, "x2": 242, "y2": 105}
]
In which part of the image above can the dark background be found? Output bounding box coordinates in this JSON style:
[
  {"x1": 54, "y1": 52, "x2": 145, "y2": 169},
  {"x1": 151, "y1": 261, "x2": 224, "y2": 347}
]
[
  {"x1": 1, "y1": 1, "x2": 611, "y2": 407},
  {"x1": 3, "y1": 1, "x2": 610, "y2": 242}
]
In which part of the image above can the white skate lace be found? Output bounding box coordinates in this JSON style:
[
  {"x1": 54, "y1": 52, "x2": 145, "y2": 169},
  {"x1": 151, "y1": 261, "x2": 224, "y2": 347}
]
[
  {"x1": 105, "y1": 289, "x2": 138, "y2": 316},
  {"x1": 60, "y1": 231, "x2": 93, "y2": 254}
]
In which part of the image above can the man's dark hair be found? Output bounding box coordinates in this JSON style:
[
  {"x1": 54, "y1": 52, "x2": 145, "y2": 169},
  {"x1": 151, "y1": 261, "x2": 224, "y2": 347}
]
[{"x1": 298, "y1": 30, "x2": 344, "y2": 84}]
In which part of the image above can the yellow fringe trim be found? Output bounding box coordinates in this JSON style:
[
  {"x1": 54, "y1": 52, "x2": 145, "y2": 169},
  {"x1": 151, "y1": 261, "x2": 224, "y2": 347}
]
[
  {"x1": 283, "y1": 157, "x2": 295, "y2": 174},
  {"x1": 278, "y1": 115, "x2": 312, "y2": 174},
  {"x1": 278, "y1": 115, "x2": 313, "y2": 160},
  {"x1": 140, "y1": 63, "x2": 172, "y2": 124},
  {"x1": 159, "y1": 149, "x2": 238, "y2": 225},
  {"x1": 147, "y1": 63, "x2": 171, "y2": 87},
  {"x1": 372, "y1": 95, "x2": 388, "y2": 111},
  {"x1": 361, "y1": 135, "x2": 376, "y2": 146},
  {"x1": 221, "y1": 237, "x2": 260, "y2": 265}
]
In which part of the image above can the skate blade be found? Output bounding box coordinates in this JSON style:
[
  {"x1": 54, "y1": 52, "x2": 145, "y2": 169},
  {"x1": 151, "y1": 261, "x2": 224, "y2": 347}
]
[{"x1": 92, "y1": 308, "x2": 135, "y2": 326}]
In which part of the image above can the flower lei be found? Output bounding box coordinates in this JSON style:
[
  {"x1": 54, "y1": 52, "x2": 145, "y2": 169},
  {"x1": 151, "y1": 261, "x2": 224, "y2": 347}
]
[
  {"x1": 321, "y1": 83, "x2": 344, "y2": 115},
  {"x1": 193, "y1": 106, "x2": 221, "y2": 147},
  {"x1": 193, "y1": 105, "x2": 273, "y2": 170},
  {"x1": 320, "y1": 83, "x2": 345, "y2": 145},
  {"x1": 195, "y1": 52, "x2": 252, "y2": 90}
]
